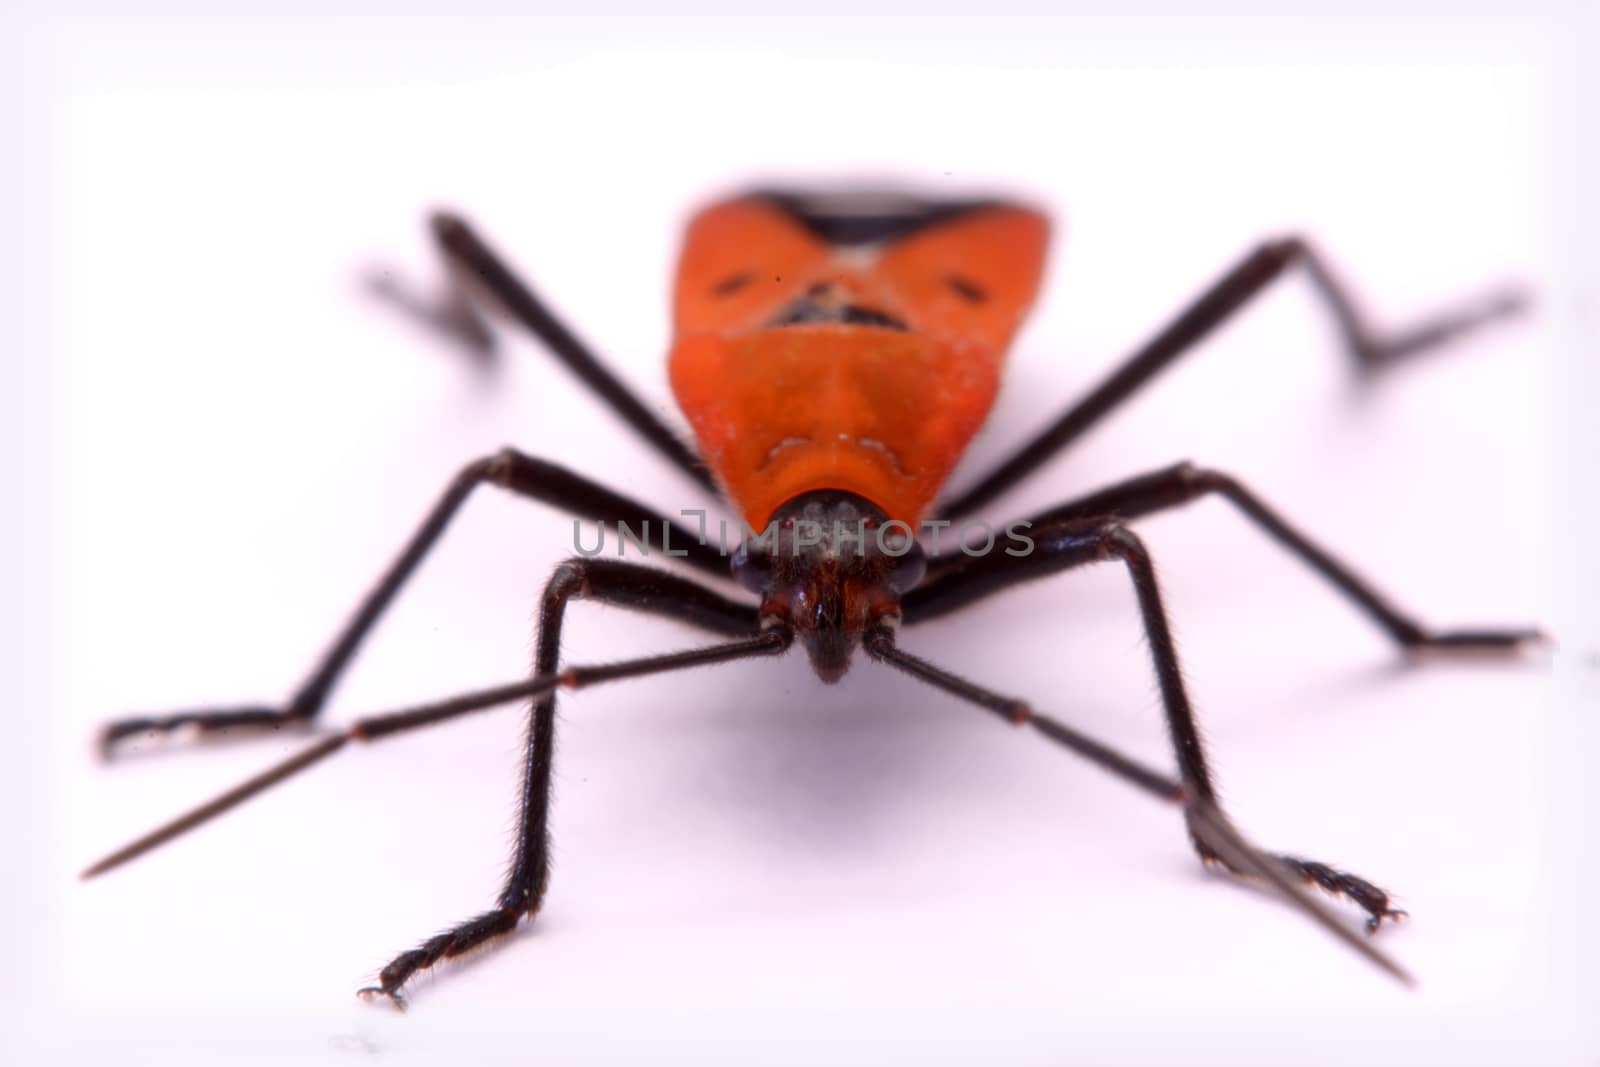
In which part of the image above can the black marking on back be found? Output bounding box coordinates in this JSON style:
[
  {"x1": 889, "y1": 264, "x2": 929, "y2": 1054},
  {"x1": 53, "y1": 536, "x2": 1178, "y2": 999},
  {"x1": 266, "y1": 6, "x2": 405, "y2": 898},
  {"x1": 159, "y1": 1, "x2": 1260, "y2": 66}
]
[
  {"x1": 943, "y1": 273, "x2": 988, "y2": 303},
  {"x1": 712, "y1": 271, "x2": 754, "y2": 297},
  {"x1": 753, "y1": 188, "x2": 1004, "y2": 247},
  {"x1": 767, "y1": 299, "x2": 909, "y2": 332}
]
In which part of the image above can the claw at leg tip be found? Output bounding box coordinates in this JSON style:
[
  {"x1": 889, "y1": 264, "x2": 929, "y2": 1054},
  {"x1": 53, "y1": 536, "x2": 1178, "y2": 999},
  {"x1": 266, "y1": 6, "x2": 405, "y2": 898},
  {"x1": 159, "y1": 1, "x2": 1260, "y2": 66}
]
[
  {"x1": 1367, "y1": 908, "x2": 1408, "y2": 935},
  {"x1": 356, "y1": 985, "x2": 406, "y2": 1011}
]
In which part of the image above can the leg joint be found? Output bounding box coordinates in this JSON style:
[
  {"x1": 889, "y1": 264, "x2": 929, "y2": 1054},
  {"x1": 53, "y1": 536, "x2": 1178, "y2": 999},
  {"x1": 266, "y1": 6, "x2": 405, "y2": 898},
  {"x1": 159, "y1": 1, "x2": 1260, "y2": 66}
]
[
  {"x1": 1175, "y1": 461, "x2": 1236, "y2": 499},
  {"x1": 1096, "y1": 522, "x2": 1149, "y2": 566},
  {"x1": 482, "y1": 446, "x2": 522, "y2": 486},
  {"x1": 544, "y1": 559, "x2": 593, "y2": 606},
  {"x1": 1263, "y1": 234, "x2": 1307, "y2": 265},
  {"x1": 452, "y1": 447, "x2": 519, "y2": 491},
  {"x1": 862, "y1": 624, "x2": 896, "y2": 659}
]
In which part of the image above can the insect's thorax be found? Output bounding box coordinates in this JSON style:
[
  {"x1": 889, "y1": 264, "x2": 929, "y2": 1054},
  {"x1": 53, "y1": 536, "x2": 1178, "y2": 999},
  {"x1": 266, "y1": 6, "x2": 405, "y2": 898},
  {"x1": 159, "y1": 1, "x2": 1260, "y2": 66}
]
[{"x1": 668, "y1": 191, "x2": 1050, "y2": 527}]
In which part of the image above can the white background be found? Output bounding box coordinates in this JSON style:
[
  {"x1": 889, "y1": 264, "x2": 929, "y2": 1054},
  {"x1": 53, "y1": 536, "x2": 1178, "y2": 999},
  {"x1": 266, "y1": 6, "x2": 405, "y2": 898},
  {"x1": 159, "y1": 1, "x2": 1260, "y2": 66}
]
[{"x1": 4, "y1": 7, "x2": 1597, "y2": 1066}]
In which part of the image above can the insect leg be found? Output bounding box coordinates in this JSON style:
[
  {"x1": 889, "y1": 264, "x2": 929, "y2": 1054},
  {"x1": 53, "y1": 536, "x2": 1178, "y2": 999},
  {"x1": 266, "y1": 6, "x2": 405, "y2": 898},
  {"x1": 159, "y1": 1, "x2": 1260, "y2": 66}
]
[
  {"x1": 361, "y1": 559, "x2": 789, "y2": 1007},
  {"x1": 100, "y1": 451, "x2": 736, "y2": 755},
  {"x1": 366, "y1": 255, "x2": 497, "y2": 363},
  {"x1": 873, "y1": 524, "x2": 1415, "y2": 980},
  {"x1": 369, "y1": 212, "x2": 717, "y2": 493},
  {"x1": 915, "y1": 460, "x2": 1544, "y2": 652},
  {"x1": 82, "y1": 626, "x2": 783, "y2": 880},
  {"x1": 936, "y1": 237, "x2": 1527, "y2": 518}
]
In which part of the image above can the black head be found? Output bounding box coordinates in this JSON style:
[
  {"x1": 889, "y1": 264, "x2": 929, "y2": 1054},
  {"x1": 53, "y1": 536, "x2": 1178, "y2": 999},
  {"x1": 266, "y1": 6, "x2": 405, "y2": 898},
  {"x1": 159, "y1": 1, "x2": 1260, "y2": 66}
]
[{"x1": 731, "y1": 491, "x2": 926, "y2": 682}]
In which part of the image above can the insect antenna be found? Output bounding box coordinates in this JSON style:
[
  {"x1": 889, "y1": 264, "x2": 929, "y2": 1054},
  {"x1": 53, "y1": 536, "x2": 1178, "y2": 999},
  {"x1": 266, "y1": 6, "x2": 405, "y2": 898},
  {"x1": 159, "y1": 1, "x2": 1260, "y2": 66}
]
[
  {"x1": 82, "y1": 632, "x2": 788, "y2": 879},
  {"x1": 865, "y1": 629, "x2": 1415, "y2": 986}
]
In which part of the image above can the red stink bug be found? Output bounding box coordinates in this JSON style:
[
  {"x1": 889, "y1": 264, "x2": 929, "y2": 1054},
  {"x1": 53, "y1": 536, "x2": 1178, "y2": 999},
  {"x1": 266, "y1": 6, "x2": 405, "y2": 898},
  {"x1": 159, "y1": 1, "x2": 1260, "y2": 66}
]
[{"x1": 83, "y1": 185, "x2": 1541, "y2": 1008}]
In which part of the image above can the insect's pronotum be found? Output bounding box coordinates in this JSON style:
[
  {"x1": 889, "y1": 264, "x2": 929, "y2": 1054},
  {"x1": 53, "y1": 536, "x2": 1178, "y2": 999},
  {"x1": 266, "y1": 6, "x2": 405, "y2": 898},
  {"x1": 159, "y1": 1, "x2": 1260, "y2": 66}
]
[{"x1": 85, "y1": 187, "x2": 1542, "y2": 1006}]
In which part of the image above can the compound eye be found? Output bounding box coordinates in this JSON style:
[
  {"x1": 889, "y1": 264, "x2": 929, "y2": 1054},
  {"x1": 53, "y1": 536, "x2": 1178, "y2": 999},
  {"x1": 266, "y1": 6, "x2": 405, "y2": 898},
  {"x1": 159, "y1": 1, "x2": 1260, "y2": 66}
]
[{"x1": 731, "y1": 541, "x2": 773, "y2": 593}]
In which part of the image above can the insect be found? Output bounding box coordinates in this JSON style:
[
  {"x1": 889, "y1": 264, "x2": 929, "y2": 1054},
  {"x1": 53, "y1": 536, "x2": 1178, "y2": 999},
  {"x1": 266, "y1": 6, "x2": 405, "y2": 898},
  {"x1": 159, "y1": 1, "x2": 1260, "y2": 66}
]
[{"x1": 84, "y1": 186, "x2": 1541, "y2": 1006}]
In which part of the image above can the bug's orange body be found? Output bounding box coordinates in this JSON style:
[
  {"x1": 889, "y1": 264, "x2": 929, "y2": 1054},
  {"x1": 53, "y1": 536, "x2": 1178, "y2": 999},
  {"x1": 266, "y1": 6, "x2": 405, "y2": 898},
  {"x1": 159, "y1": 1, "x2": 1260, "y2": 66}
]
[
  {"x1": 86, "y1": 183, "x2": 1541, "y2": 1008},
  {"x1": 669, "y1": 192, "x2": 1050, "y2": 526}
]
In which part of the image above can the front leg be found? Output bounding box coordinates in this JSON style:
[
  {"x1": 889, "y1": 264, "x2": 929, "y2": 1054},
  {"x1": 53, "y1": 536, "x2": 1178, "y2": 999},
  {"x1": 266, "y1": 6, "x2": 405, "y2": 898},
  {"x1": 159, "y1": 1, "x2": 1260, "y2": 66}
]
[
  {"x1": 884, "y1": 518, "x2": 1415, "y2": 970},
  {"x1": 359, "y1": 559, "x2": 782, "y2": 1007}
]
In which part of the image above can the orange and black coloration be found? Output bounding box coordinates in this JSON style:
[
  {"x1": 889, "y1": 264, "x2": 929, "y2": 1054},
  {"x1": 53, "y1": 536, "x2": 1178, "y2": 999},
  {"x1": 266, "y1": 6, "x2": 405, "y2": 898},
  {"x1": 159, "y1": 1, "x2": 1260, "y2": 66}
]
[
  {"x1": 86, "y1": 187, "x2": 1541, "y2": 1005},
  {"x1": 671, "y1": 193, "x2": 1048, "y2": 528}
]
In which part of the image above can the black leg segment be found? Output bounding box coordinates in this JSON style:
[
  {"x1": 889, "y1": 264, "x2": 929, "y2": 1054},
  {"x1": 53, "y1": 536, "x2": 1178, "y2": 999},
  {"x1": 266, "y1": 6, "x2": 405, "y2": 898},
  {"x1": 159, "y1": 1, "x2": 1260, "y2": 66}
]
[
  {"x1": 912, "y1": 460, "x2": 1544, "y2": 652},
  {"x1": 361, "y1": 559, "x2": 787, "y2": 1006},
  {"x1": 83, "y1": 625, "x2": 782, "y2": 882},
  {"x1": 100, "y1": 453, "x2": 739, "y2": 755},
  {"x1": 371, "y1": 212, "x2": 717, "y2": 494},
  {"x1": 876, "y1": 518, "x2": 1413, "y2": 975},
  {"x1": 936, "y1": 236, "x2": 1527, "y2": 518}
]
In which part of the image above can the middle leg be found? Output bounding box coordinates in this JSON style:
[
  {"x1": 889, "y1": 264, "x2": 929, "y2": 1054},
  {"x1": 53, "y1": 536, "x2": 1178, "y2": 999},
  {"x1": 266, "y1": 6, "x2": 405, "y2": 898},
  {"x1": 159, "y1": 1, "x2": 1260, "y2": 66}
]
[
  {"x1": 361, "y1": 558, "x2": 789, "y2": 1006},
  {"x1": 912, "y1": 460, "x2": 1544, "y2": 652},
  {"x1": 101, "y1": 449, "x2": 734, "y2": 754}
]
